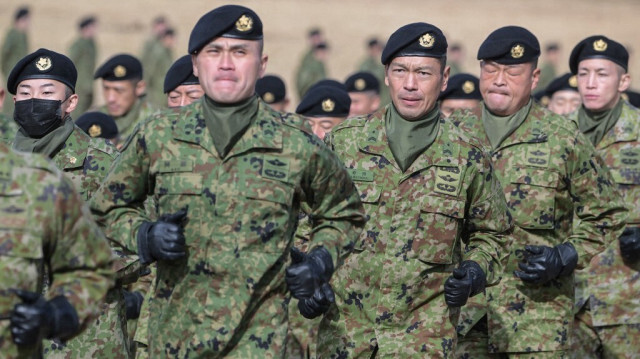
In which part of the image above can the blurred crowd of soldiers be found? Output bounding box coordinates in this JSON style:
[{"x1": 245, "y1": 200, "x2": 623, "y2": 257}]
[{"x1": 0, "y1": 4, "x2": 639, "y2": 359}]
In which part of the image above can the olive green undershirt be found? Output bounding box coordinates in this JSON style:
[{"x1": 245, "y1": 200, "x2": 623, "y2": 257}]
[
  {"x1": 202, "y1": 94, "x2": 258, "y2": 158},
  {"x1": 115, "y1": 96, "x2": 144, "y2": 135},
  {"x1": 577, "y1": 98, "x2": 623, "y2": 146},
  {"x1": 13, "y1": 117, "x2": 75, "y2": 158},
  {"x1": 482, "y1": 98, "x2": 533, "y2": 150},
  {"x1": 385, "y1": 103, "x2": 440, "y2": 172}
]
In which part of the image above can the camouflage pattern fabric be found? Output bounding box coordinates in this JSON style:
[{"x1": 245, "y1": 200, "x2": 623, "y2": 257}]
[
  {"x1": 1, "y1": 27, "x2": 28, "y2": 117},
  {"x1": 317, "y1": 105, "x2": 512, "y2": 358},
  {"x1": 567, "y1": 100, "x2": 640, "y2": 357},
  {"x1": 451, "y1": 102, "x2": 627, "y2": 354},
  {"x1": 90, "y1": 98, "x2": 366, "y2": 358},
  {"x1": 68, "y1": 37, "x2": 97, "y2": 115},
  {"x1": 98, "y1": 97, "x2": 156, "y2": 145},
  {"x1": 0, "y1": 112, "x2": 18, "y2": 144},
  {"x1": 295, "y1": 50, "x2": 326, "y2": 99},
  {"x1": 0, "y1": 142, "x2": 114, "y2": 359}
]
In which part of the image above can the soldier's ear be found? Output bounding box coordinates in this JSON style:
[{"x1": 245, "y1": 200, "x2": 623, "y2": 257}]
[
  {"x1": 191, "y1": 54, "x2": 199, "y2": 78},
  {"x1": 64, "y1": 94, "x2": 79, "y2": 114},
  {"x1": 135, "y1": 80, "x2": 146, "y2": 97},
  {"x1": 531, "y1": 67, "x2": 541, "y2": 91},
  {"x1": 258, "y1": 54, "x2": 269, "y2": 79},
  {"x1": 441, "y1": 65, "x2": 450, "y2": 92},
  {"x1": 618, "y1": 73, "x2": 631, "y2": 93},
  {"x1": 0, "y1": 88, "x2": 5, "y2": 105}
]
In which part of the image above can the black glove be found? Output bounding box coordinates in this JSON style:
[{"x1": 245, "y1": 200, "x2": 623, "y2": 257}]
[
  {"x1": 285, "y1": 246, "x2": 334, "y2": 299},
  {"x1": 137, "y1": 208, "x2": 188, "y2": 264},
  {"x1": 444, "y1": 261, "x2": 487, "y2": 307},
  {"x1": 514, "y1": 242, "x2": 578, "y2": 284},
  {"x1": 297, "y1": 282, "x2": 336, "y2": 319},
  {"x1": 123, "y1": 290, "x2": 144, "y2": 320},
  {"x1": 10, "y1": 290, "x2": 79, "y2": 346},
  {"x1": 619, "y1": 226, "x2": 640, "y2": 262}
]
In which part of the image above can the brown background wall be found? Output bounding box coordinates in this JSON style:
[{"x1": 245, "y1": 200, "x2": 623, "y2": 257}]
[{"x1": 1, "y1": 0, "x2": 639, "y2": 106}]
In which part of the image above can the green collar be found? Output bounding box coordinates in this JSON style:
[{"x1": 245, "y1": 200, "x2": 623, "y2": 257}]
[{"x1": 577, "y1": 98, "x2": 624, "y2": 146}]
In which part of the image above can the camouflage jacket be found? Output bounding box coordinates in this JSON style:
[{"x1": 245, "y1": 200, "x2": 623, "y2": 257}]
[
  {"x1": 453, "y1": 101, "x2": 627, "y2": 352},
  {"x1": 90, "y1": 98, "x2": 366, "y2": 358},
  {"x1": 0, "y1": 142, "x2": 114, "y2": 359},
  {"x1": 50, "y1": 126, "x2": 116, "y2": 200},
  {"x1": 568, "y1": 100, "x2": 640, "y2": 326},
  {"x1": 0, "y1": 113, "x2": 18, "y2": 145},
  {"x1": 317, "y1": 106, "x2": 512, "y2": 358},
  {"x1": 99, "y1": 98, "x2": 156, "y2": 145}
]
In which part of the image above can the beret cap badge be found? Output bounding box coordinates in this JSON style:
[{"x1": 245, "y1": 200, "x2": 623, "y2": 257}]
[
  {"x1": 114, "y1": 65, "x2": 127, "y2": 78},
  {"x1": 511, "y1": 44, "x2": 524, "y2": 59},
  {"x1": 88, "y1": 124, "x2": 102, "y2": 138},
  {"x1": 263, "y1": 92, "x2": 275, "y2": 103},
  {"x1": 322, "y1": 98, "x2": 335, "y2": 112},
  {"x1": 235, "y1": 14, "x2": 253, "y2": 32},
  {"x1": 419, "y1": 33, "x2": 435, "y2": 48},
  {"x1": 35, "y1": 56, "x2": 52, "y2": 72},
  {"x1": 462, "y1": 80, "x2": 475, "y2": 94},
  {"x1": 354, "y1": 78, "x2": 366, "y2": 91},
  {"x1": 568, "y1": 75, "x2": 578, "y2": 87},
  {"x1": 593, "y1": 39, "x2": 608, "y2": 52}
]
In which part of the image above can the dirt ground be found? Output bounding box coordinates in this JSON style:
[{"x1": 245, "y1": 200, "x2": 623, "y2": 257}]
[{"x1": 1, "y1": 0, "x2": 640, "y2": 106}]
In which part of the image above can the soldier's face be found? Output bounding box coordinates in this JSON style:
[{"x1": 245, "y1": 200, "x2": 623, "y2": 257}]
[
  {"x1": 577, "y1": 59, "x2": 631, "y2": 112},
  {"x1": 348, "y1": 92, "x2": 380, "y2": 117},
  {"x1": 192, "y1": 37, "x2": 268, "y2": 104},
  {"x1": 14, "y1": 79, "x2": 78, "y2": 115},
  {"x1": 101, "y1": 80, "x2": 145, "y2": 117},
  {"x1": 480, "y1": 60, "x2": 540, "y2": 116},
  {"x1": 385, "y1": 56, "x2": 449, "y2": 120},
  {"x1": 306, "y1": 116, "x2": 345, "y2": 140},
  {"x1": 547, "y1": 90, "x2": 581, "y2": 115},
  {"x1": 440, "y1": 99, "x2": 481, "y2": 118},
  {"x1": 167, "y1": 84, "x2": 204, "y2": 108}
]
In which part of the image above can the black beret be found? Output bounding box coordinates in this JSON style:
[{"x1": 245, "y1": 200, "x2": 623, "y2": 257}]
[
  {"x1": 438, "y1": 73, "x2": 481, "y2": 101},
  {"x1": 188, "y1": 5, "x2": 263, "y2": 54},
  {"x1": 308, "y1": 79, "x2": 347, "y2": 93},
  {"x1": 7, "y1": 48, "x2": 77, "y2": 95},
  {"x1": 381, "y1": 22, "x2": 447, "y2": 65},
  {"x1": 296, "y1": 84, "x2": 351, "y2": 118},
  {"x1": 533, "y1": 90, "x2": 550, "y2": 107},
  {"x1": 75, "y1": 111, "x2": 119, "y2": 139},
  {"x1": 622, "y1": 91, "x2": 640, "y2": 108},
  {"x1": 477, "y1": 26, "x2": 540, "y2": 64},
  {"x1": 15, "y1": 7, "x2": 29, "y2": 21},
  {"x1": 94, "y1": 54, "x2": 143, "y2": 81},
  {"x1": 256, "y1": 75, "x2": 286, "y2": 104},
  {"x1": 545, "y1": 73, "x2": 578, "y2": 97},
  {"x1": 79, "y1": 16, "x2": 96, "y2": 29},
  {"x1": 164, "y1": 55, "x2": 199, "y2": 93},
  {"x1": 345, "y1": 71, "x2": 379, "y2": 94},
  {"x1": 569, "y1": 35, "x2": 628, "y2": 74}
]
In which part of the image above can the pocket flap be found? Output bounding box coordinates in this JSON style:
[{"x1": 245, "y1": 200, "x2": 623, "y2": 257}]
[
  {"x1": 421, "y1": 196, "x2": 465, "y2": 218},
  {"x1": 354, "y1": 183, "x2": 381, "y2": 203},
  {"x1": 510, "y1": 167, "x2": 559, "y2": 188},
  {"x1": 156, "y1": 173, "x2": 203, "y2": 195}
]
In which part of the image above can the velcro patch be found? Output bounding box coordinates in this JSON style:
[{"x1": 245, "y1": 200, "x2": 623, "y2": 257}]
[
  {"x1": 434, "y1": 166, "x2": 462, "y2": 196},
  {"x1": 262, "y1": 155, "x2": 289, "y2": 182}
]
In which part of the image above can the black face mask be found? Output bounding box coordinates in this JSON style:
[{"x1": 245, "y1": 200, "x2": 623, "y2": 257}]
[{"x1": 13, "y1": 98, "x2": 65, "y2": 138}]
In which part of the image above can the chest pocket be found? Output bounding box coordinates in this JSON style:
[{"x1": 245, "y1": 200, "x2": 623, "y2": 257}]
[
  {"x1": 610, "y1": 148, "x2": 640, "y2": 185},
  {"x1": 412, "y1": 195, "x2": 465, "y2": 264},
  {"x1": 353, "y1": 182, "x2": 382, "y2": 250},
  {"x1": 155, "y1": 160, "x2": 203, "y2": 195},
  {"x1": 508, "y1": 167, "x2": 558, "y2": 229}
]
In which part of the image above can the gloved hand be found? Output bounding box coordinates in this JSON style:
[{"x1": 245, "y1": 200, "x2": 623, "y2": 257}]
[
  {"x1": 10, "y1": 290, "x2": 79, "y2": 346},
  {"x1": 137, "y1": 207, "x2": 188, "y2": 264},
  {"x1": 619, "y1": 226, "x2": 640, "y2": 262},
  {"x1": 123, "y1": 290, "x2": 144, "y2": 320},
  {"x1": 514, "y1": 242, "x2": 578, "y2": 284},
  {"x1": 285, "y1": 246, "x2": 334, "y2": 299},
  {"x1": 297, "y1": 282, "x2": 336, "y2": 319},
  {"x1": 444, "y1": 260, "x2": 487, "y2": 307}
]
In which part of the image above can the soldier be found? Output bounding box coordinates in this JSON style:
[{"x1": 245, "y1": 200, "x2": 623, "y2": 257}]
[
  {"x1": 297, "y1": 83, "x2": 351, "y2": 140},
  {"x1": 447, "y1": 43, "x2": 465, "y2": 76},
  {"x1": 146, "y1": 28, "x2": 176, "y2": 108},
  {"x1": 537, "y1": 43, "x2": 561, "y2": 92},
  {"x1": 544, "y1": 73, "x2": 581, "y2": 115},
  {"x1": 344, "y1": 71, "x2": 380, "y2": 117},
  {"x1": 75, "y1": 111, "x2": 120, "y2": 147},
  {"x1": 1, "y1": 7, "x2": 30, "y2": 117},
  {"x1": 566, "y1": 35, "x2": 640, "y2": 359},
  {"x1": 295, "y1": 42, "x2": 329, "y2": 100},
  {"x1": 8, "y1": 48, "x2": 116, "y2": 200},
  {"x1": 164, "y1": 54, "x2": 204, "y2": 108},
  {"x1": 68, "y1": 16, "x2": 99, "y2": 115},
  {"x1": 452, "y1": 26, "x2": 627, "y2": 358},
  {"x1": 0, "y1": 141, "x2": 114, "y2": 359},
  {"x1": 438, "y1": 73, "x2": 481, "y2": 118},
  {"x1": 317, "y1": 22, "x2": 511, "y2": 358},
  {"x1": 94, "y1": 54, "x2": 155, "y2": 145},
  {"x1": 0, "y1": 86, "x2": 18, "y2": 143},
  {"x1": 256, "y1": 74, "x2": 289, "y2": 112},
  {"x1": 90, "y1": 5, "x2": 365, "y2": 358},
  {"x1": 358, "y1": 38, "x2": 390, "y2": 107},
  {"x1": 140, "y1": 16, "x2": 168, "y2": 79}
]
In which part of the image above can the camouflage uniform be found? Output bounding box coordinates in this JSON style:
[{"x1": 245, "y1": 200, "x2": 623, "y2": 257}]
[
  {"x1": 1, "y1": 27, "x2": 28, "y2": 117},
  {"x1": 568, "y1": 100, "x2": 640, "y2": 359},
  {"x1": 295, "y1": 51, "x2": 326, "y2": 99},
  {"x1": 99, "y1": 96, "x2": 155, "y2": 145},
  {"x1": 144, "y1": 42, "x2": 173, "y2": 108},
  {"x1": 358, "y1": 56, "x2": 390, "y2": 107},
  {"x1": 317, "y1": 106, "x2": 512, "y2": 358},
  {"x1": 90, "y1": 98, "x2": 366, "y2": 358},
  {"x1": 452, "y1": 102, "x2": 627, "y2": 357},
  {"x1": 0, "y1": 112, "x2": 18, "y2": 144},
  {"x1": 0, "y1": 142, "x2": 114, "y2": 359},
  {"x1": 68, "y1": 36, "x2": 97, "y2": 115}
]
